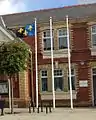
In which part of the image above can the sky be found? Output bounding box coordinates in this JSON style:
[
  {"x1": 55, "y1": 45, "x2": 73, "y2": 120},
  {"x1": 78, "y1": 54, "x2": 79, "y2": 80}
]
[{"x1": 0, "y1": 0, "x2": 96, "y2": 15}]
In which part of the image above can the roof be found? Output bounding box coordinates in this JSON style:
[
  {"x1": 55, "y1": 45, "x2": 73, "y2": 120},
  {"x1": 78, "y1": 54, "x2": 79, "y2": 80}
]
[{"x1": 2, "y1": 3, "x2": 96, "y2": 27}]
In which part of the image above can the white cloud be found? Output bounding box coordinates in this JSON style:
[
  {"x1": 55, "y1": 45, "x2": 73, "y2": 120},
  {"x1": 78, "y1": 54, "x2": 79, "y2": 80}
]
[
  {"x1": 0, "y1": 0, "x2": 27, "y2": 15},
  {"x1": 78, "y1": 0, "x2": 96, "y2": 4}
]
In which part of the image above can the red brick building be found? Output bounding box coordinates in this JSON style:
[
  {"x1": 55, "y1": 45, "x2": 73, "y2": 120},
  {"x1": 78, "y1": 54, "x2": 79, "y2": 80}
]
[{"x1": 1, "y1": 3, "x2": 96, "y2": 107}]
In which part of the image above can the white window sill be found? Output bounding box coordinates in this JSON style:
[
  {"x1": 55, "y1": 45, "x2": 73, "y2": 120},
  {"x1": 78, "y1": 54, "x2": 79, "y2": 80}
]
[
  {"x1": 41, "y1": 91, "x2": 76, "y2": 100},
  {"x1": 43, "y1": 49, "x2": 69, "y2": 58}
]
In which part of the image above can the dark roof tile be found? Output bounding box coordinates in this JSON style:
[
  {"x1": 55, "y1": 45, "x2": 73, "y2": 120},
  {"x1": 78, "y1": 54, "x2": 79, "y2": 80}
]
[{"x1": 2, "y1": 3, "x2": 96, "y2": 27}]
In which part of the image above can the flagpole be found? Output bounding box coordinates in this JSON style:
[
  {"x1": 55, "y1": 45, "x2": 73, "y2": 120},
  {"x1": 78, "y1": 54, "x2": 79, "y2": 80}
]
[
  {"x1": 8, "y1": 79, "x2": 11, "y2": 113},
  {"x1": 0, "y1": 16, "x2": 6, "y2": 27},
  {"x1": 66, "y1": 15, "x2": 73, "y2": 109},
  {"x1": 50, "y1": 17, "x2": 55, "y2": 109},
  {"x1": 35, "y1": 18, "x2": 38, "y2": 109}
]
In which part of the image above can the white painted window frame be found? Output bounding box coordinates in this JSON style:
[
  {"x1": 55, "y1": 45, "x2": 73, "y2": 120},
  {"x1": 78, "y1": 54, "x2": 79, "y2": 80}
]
[
  {"x1": 42, "y1": 30, "x2": 53, "y2": 51},
  {"x1": 57, "y1": 28, "x2": 67, "y2": 49}
]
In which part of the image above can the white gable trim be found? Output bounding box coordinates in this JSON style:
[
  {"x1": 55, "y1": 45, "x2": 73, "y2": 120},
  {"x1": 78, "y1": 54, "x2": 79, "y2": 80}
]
[{"x1": 0, "y1": 26, "x2": 14, "y2": 41}]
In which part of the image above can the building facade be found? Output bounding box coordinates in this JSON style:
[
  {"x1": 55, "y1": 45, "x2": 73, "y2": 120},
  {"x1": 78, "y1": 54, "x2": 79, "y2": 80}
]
[{"x1": 1, "y1": 3, "x2": 96, "y2": 107}]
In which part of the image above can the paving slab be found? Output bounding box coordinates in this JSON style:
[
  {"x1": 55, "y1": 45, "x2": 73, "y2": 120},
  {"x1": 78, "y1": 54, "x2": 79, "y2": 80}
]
[{"x1": 0, "y1": 108, "x2": 96, "y2": 120}]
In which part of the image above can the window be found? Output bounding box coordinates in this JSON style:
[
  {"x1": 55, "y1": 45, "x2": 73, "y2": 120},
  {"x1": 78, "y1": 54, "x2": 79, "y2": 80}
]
[
  {"x1": 58, "y1": 28, "x2": 67, "y2": 49},
  {"x1": 92, "y1": 68, "x2": 96, "y2": 81},
  {"x1": 54, "y1": 69, "x2": 63, "y2": 91},
  {"x1": 92, "y1": 25, "x2": 96, "y2": 47},
  {"x1": 43, "y1": 30, "x2": 54, "y2": 50},
  {"x1": 41, "y1": 70, "x2": 48, "y2": 91},
  {"x1": 93, "y1": 68, "x2": 96, "y2": 75},
  {"x1": 68, "y1": 69, "x2": 75, "y2": 90}
]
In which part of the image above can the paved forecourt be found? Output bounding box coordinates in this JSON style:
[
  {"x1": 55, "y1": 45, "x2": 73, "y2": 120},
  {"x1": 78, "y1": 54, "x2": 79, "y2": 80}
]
[{"x1": 0, "y1": 108, "x2": 96, "y2": 120}]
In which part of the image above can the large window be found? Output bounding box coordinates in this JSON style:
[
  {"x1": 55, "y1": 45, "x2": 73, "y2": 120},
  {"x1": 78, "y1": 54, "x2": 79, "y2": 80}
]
[
  {"x1": 92, "y1": 25, "x2": 96, "y2": 47},
  {"x1": 54, "y1": 69, "x2": 63, "y2": 91},
  {"x1": 41, "y1": 70, "x2": 48, "y2": 91},
  {"x1": 43, "y1": 30, "x2": 54, "y2": 50},
  {"x1": 68, "y1": 69, "x2": 75, "y2": 90},
  {"x1": 58, "y1": 28, "x2": 67, "y2": 49}
]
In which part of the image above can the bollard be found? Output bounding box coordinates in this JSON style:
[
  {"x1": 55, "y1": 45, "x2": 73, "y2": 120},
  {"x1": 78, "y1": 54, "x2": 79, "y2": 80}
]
[
  {"x1": 28, "y1": 98, "x2": 31, "y2": 113},
  {"x1": 29, "y1": 105, "x2": 31, "y2": 113},
  {"x1": 45, "y1": 105, "x2": 48, "y2": 114},
  {"x1": 37, "y1": 106, "x2": 39, "y2": 113},
  {"x1": 49, "y1": 102, "x2": 52, "y2": 113},
  {"x1": 41, "y1": 101, "x2": 43, "y2": 112},
  {"x1": 1, "y1": 108, "x2": 4, "y2": 116},
  {"x1": 28, "y1": 102, "x2": 31, "y2": 113},
  {"x1": 49, "y1": 106, "x2": 52, "y2": 113},
  {"x1": 33, "y1": 104, "x2": 35, "y2": 113}
]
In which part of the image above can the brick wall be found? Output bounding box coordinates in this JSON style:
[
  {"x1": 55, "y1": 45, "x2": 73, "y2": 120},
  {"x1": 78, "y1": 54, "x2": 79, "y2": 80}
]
[{"x1": 21, "y1": 19, "x2": 95, "y2": 107}]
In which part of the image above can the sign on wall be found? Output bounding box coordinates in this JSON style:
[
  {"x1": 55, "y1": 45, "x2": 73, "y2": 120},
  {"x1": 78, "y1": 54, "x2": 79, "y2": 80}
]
[
  {"x1": 79, "y1": 80, "x2": 88, "y2": 87},
  {"x1": 0, "y1": 81, "x2": 8, "y2": 95}
]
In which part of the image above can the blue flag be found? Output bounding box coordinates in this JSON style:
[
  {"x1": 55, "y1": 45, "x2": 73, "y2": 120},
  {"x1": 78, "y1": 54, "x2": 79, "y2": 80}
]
[{"x1": 25, "y1": 23, "x2": 35, "y2": 36}]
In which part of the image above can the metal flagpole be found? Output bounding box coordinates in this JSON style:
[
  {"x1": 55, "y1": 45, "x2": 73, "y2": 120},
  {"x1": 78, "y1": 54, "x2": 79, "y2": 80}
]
[
  {"x1": 8, "y1": 79, "x2": 11, "y2": 112},
  {"x1": 29, "y1": 50, "x2": 35, "y2": 106},
  {"x1": 66, "y1": 15, "x2": 73, "y2": 109},
  {"x1": 0, "y1": 16, "x2": 6, "y2": 28},
  {"x1": 50, "y1": 17, "x2": 55, "y2": 109},
  {"x1": 35, "y1": 18, "x2": 38, "y2": 109}
]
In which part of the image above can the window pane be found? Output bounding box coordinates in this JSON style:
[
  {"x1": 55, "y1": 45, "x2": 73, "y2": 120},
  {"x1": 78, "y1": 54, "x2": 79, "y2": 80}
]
[
  {"x1": 68, "y1": 77, "x2": 75, "y2": 90},
  {"x1": 42, "y1": 78, "x2": 48, "y2": 91},
  {"x1": 44, "y1": 38, "x2": 54, "y2": 50},
  {"x1": 44, "y1": 38, "x2": 51, "y2": 50},
  {"x1": 59, "y1": 29, "x2": 67, "y2": 36},
  {"x1": 92, "y1": 26, "x2": 96, "y2": 33},
  {"x1": 42, "y1": 70, "x2": 47, "y2": 76},
  {"x1": 59, "y1": 37, "x2": 67, "y2": 49},
  {"x1": 92, "y1": 34, "x2": 96, "y2": 46},
  {"x1": 43, "y1": 31, "x2": 50, "y2": 37},
  {"x1": 68, "y1": 69, "x2": 74, "y2": 75},
  {"x1": 71, "y1": 69, "x2": 74, "y2": 75},
  {"x1": 54, "y1": 77, "x2": 63, "y2": 91},
  {"x1": 54, "y1": 69, "x2": 62, "y2": 76},
  {"x1": 93, "y1": 68, "x2": 96, "y2": 75},
  {"x1": 43, "y1": 30, "x2": 54, "y2": 37},
  {"x1": 68, "y1": 69, "x2": 75, "y2": 90}
]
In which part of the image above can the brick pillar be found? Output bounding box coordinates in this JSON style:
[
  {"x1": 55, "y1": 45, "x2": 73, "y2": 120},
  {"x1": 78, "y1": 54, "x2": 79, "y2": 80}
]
[
  {"x1": 77, "y1": 65, "x2": 90, "y2": 106},
  {"x1": 19, "y1": 71, "x2": 29, "y2": 107}
]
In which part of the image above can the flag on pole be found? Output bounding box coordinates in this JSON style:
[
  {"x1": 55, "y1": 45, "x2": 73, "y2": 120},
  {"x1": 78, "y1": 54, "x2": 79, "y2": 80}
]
[
  {"x1": 66, "y1": 15, "x2": 73, "y2": 109},
  {"x1": 25, "y1": 24, "x2": 35, "y2": 36},
  {"x1": 16, "y1": 23, "x2": 35, "y2": 37},
  {"x1": 16, "y1": 27, "x2": 25, "y2": 38},
  {"x1": 16, "y1": 21, "x2": 38, "y2": 109}
]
